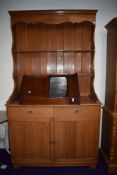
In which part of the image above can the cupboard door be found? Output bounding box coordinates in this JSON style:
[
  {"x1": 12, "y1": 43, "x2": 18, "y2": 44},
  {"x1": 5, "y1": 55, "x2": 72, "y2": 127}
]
[
  {"x1": 9, "y1": 108, "x2": 53, "y2": 165},
  {"x1": 54, "y1": 106, "x2": 100, "y2": 164}
]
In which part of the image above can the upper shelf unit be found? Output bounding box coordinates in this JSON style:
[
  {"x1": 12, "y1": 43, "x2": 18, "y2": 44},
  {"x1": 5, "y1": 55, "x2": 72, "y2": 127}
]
[{"x1": 8, "y1": 10, "x2": 98, "y2": 99}]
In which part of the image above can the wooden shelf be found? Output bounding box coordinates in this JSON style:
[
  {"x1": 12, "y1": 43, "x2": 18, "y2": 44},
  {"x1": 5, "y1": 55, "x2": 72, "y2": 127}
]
[
  {"x1": 13, "y1": 50, "x2": 95, "y2": 53},
  {"x1": 13, "y1": 73, "x2": 94, "y2": 77}
]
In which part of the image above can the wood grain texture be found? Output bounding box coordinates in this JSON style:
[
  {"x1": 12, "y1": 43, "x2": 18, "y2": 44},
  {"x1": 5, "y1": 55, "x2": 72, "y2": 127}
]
[
  {"x1": 8, "y1": 105, "x2": 100, "y2": 167},
  {"x1": 101, "y1": 18, "x2": 117, "y2": 173},
  {"x1": 10, "y1": 20, "x2": 96, "y2": 99}
]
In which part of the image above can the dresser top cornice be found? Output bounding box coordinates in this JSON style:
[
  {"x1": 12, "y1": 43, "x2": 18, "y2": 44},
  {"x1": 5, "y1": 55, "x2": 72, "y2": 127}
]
[
  {"x1": 105, "y1": 17, "x2": 117, "y2": 29},
  {"x1": 9, "y1": 9, "x2": 97, "y2": 25}
]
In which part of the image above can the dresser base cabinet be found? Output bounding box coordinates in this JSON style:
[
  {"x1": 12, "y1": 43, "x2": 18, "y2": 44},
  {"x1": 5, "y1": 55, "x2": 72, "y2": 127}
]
[
  {"x1": 102, "y1": 152, "x2": 117, "y2": 173},
  {"x1": 8, "y1": 104, "x2": 100, "y2": 168}
]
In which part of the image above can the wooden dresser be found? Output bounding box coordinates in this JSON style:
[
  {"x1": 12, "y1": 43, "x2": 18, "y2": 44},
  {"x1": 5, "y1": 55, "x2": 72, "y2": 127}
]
[
  {"x1": 101, "y1": 18, "x2": 117, "y2": 173},
  {"x1": 7, "y1": 10, "x2": 101, "y2": 168}
]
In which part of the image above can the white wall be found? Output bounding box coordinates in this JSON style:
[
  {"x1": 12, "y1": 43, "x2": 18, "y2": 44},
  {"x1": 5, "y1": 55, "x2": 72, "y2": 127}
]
[{"x1": 0, "y1": 0, "x2": 117, "y2": 148}]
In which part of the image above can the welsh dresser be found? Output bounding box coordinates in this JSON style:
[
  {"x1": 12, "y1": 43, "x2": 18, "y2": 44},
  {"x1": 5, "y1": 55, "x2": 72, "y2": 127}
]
[{"x1": 7, "y1": 10, "x2": 101, "y2": 168}]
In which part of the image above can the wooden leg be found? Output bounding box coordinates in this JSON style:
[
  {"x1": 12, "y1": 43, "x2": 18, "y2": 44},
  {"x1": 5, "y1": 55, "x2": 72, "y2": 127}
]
[
  {"x1": 90, "y1": 164, "x2": 97, "y2": 168},
  {"x1": 13, "y1": 164, "x2": 20, "y2": 169}
]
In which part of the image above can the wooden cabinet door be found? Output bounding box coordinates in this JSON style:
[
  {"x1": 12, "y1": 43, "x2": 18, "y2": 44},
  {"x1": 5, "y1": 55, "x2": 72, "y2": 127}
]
[
  {"x1": 8, "y1": 107, "x2": 53, "y2": 165},
  {"x1": 53, "y1": 106, "x2": 100, "y2": 165}
]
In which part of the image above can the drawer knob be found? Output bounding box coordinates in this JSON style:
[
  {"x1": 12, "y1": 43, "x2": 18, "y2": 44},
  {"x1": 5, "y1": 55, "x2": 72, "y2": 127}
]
[
  {"x1": 75, "y1": 110, "x2": 79, "y2": 114},
  {"x1": 27, "y1": 111, "x2": 33, "y2": 114}
]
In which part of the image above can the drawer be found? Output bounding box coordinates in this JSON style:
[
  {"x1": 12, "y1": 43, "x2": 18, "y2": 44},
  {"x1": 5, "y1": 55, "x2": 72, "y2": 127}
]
[
  {"x1": 53, "y1": 105, "x2": 100, "y2": 120},
  {"x1": 8, "y1": 106, "x2": 53, "y2": 121}
]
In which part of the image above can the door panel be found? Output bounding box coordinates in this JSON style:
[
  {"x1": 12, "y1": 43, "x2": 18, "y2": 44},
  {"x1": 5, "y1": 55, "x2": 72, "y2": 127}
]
[
  {"x1": 54, "y1": 115, "x2": 99, "y2": 162},
  {"x1": 9, "y1": 119, "x2": 52, "y2": 164}
]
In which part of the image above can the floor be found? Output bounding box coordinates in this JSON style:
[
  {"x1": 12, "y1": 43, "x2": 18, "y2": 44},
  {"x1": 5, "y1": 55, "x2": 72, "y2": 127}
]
[{"x1": 0, "y1": 149, "x2": 117, "y2": 175}]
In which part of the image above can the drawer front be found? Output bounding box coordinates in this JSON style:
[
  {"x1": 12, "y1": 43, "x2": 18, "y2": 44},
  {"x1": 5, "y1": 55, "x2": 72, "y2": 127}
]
[
  {"x1": 8, "y1": 106, "x2": 53, "y2": 121},
  {"x1": 54, "y1": 105, "x2": 100, "y2": 120}
]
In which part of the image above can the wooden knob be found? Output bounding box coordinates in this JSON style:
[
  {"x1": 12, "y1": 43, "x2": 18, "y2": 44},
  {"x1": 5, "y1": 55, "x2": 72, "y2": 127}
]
[
  {"x1": 75, "y1": 110, "x2": 79, "y2": 114},
  {"x1": 27, "y1": 111, "x2": 33, "y2": 114}
]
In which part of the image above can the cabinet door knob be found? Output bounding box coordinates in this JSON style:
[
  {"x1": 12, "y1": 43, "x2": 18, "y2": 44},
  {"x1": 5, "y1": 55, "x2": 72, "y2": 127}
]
[
  {"x1": 50, "y1": 140, "x2": 55, "y2": 144},
  {"x1": 50, "y1": 140, "x2": 58, "y2": 144}
]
